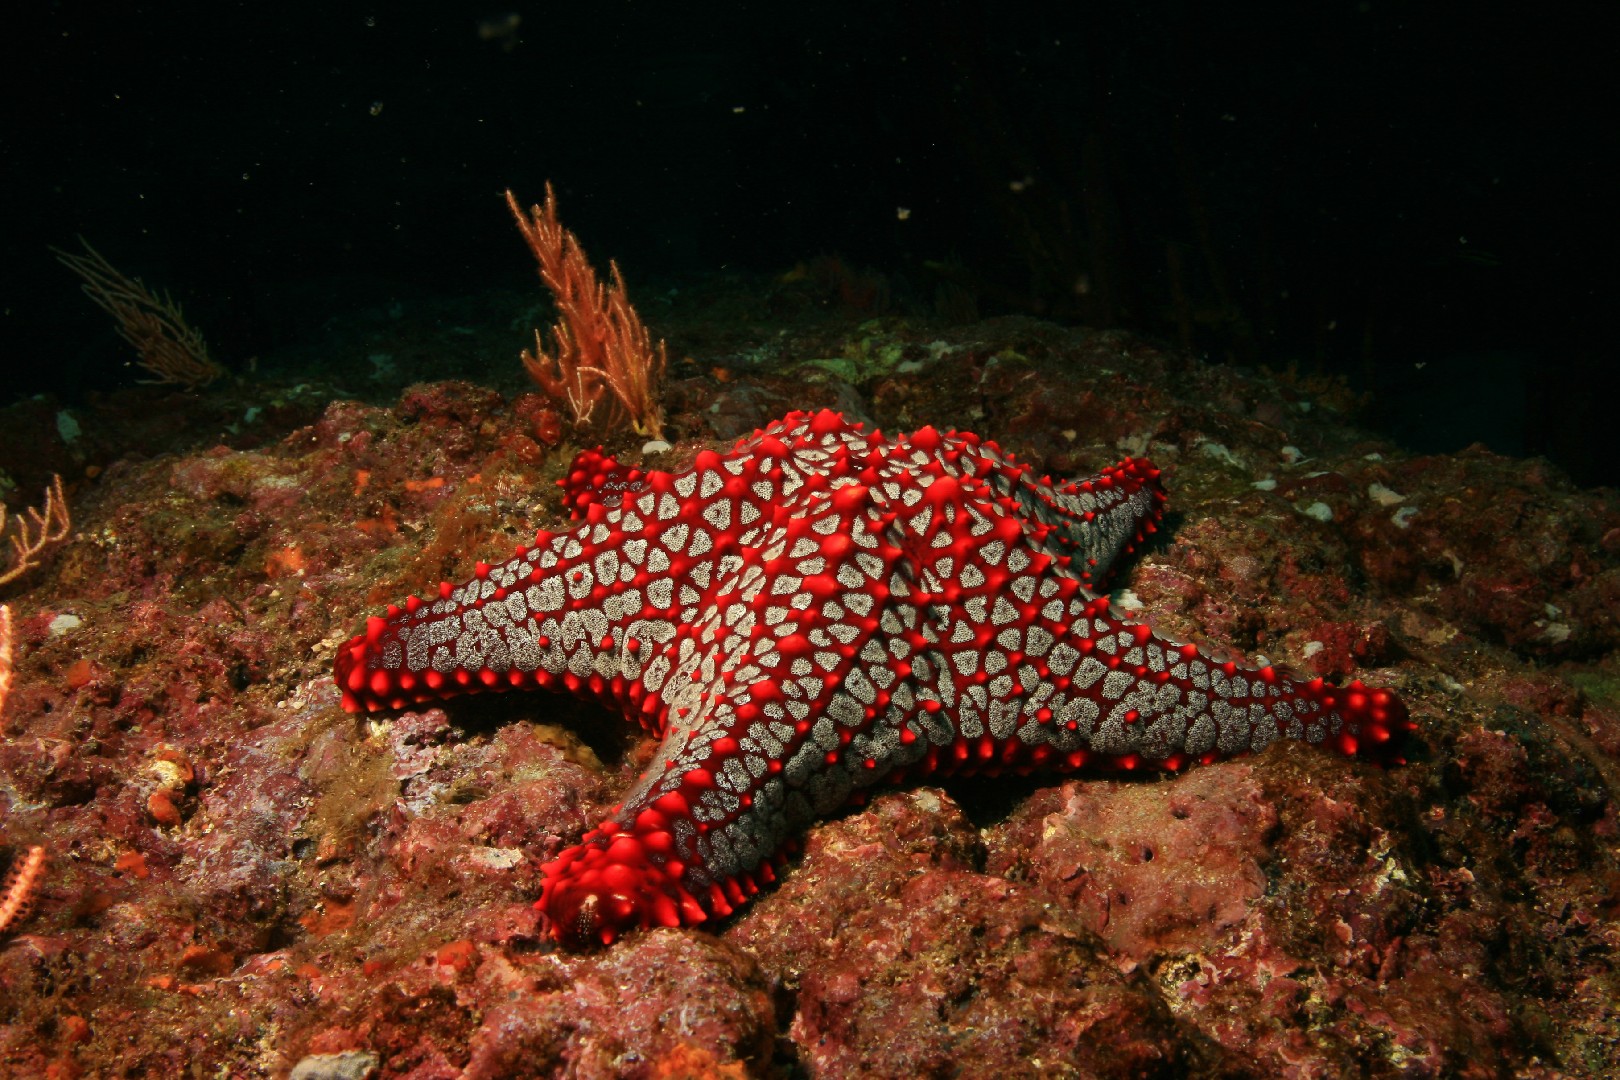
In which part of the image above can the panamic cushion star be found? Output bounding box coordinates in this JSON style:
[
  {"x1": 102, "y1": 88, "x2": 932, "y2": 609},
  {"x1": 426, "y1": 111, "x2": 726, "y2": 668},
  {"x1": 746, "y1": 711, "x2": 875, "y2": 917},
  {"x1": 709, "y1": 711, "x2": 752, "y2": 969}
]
[{"x1": 336, "y1": 409, "x2": 1413, "y2": 946}]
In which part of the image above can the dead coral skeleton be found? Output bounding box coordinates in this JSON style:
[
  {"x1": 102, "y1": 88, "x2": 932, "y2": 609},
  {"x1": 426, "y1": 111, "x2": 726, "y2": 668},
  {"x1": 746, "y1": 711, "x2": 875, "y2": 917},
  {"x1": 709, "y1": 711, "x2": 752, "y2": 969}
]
[
  {"x1": 55, "y1": 237, "x2": 225, "y2": 390},
  {"x1": 506, "y1": 185, "x2": 667, "y2": 440},
  {"x1": 1, "y1": 475, "x2": 71, "y2": 588}
]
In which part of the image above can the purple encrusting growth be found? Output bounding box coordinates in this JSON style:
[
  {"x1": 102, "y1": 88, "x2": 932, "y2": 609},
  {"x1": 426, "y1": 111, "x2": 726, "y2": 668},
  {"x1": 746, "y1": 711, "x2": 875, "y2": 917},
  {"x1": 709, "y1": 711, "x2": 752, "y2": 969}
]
[{"x1": 337, "y1": 409, "x2": 1411, "y2": 946}]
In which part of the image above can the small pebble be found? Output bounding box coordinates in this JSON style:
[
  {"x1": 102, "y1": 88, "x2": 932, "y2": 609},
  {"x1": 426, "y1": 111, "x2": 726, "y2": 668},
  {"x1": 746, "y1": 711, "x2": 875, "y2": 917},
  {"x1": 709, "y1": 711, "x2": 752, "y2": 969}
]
[{"x1": 289, "y1": 1050, "x2": 380, "y2": 1080}]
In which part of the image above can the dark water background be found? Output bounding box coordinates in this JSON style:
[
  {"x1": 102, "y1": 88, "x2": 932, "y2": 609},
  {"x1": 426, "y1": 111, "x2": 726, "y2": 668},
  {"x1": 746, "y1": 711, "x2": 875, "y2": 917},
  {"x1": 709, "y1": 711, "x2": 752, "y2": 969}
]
[{"x1": 3, "y1": 1, "x2": 1611, "y2": 485}]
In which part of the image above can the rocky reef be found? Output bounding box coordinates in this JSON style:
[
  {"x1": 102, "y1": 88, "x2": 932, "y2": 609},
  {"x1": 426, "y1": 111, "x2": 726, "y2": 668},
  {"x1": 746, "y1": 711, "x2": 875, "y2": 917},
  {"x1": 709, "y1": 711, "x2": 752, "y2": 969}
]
[{"x1": 3, "y1": 298, "x2": 1617, "y2": 1078}]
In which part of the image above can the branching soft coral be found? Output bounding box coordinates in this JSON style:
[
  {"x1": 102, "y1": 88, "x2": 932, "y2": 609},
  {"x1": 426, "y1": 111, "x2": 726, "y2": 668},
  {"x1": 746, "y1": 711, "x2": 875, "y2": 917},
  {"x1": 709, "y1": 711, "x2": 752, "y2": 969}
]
[
  {"x1": 0, "y1": 604, "x2": 12, "y2": 718},
  {"x1": 55, "y1": 238, "x2": 225, "y2": 390},
  {"x1": 507, "y1": 185, "x2": 667, "y2": 440},
  {"x1": 1, "y1": 475, "x2": 71, "y2": 588}
]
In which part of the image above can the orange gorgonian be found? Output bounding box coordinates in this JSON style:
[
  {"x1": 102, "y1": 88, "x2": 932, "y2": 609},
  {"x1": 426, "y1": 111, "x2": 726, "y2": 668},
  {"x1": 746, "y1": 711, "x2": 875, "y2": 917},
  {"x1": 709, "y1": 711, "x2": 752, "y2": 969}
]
[{"x1": 0, "y1": 845, "x2": 46, "y2": 936}]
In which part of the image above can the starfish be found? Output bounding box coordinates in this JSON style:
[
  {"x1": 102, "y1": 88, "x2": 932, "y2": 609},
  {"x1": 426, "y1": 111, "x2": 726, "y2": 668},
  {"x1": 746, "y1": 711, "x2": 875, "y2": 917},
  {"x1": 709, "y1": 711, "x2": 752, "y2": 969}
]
[{"x1": 336, "y1": 409, "x2": 1412, "y2": 946}]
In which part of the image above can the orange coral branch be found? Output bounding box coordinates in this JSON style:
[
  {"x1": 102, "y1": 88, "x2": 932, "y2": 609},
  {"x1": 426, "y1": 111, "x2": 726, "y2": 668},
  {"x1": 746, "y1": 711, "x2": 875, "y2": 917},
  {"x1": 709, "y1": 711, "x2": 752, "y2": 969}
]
[
  {"x1": 0, "y1": 604, "x2": 12, "y2": 719},
  {"x1": 0, "y1": 614, "x2": 43, "y2": 941},
  {"x1": 506, "y1": 186, "x2": 667, "y2": 440},
  {"x1": 55, "y1": 237, "x2": 225, "y2": 389},
  {"x1": 0, "y1": 845, "x2": 47, "y2": 937},
  {"x1": 1, "y1": 475, "x2": 71, "y2": 588}
]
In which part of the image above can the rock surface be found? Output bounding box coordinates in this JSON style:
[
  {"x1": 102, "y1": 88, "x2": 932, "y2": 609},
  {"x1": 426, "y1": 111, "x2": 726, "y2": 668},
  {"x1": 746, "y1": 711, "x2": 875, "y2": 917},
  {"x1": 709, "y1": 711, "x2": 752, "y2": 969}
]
[{"x1": 3, "y1": 300, "x2": 1618, "y2": 1077}]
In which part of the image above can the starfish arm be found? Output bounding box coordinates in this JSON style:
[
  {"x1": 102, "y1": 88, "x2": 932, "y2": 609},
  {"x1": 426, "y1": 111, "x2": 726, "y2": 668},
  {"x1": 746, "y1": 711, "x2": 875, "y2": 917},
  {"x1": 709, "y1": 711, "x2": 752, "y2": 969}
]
[
  {"x1": 914, "y1": 452, "x2": 1407, "y2": 773},
  {"x1": 867, "y1": 427, "x2": 1412, "y2": 775},
  {"x1": 537, "y1": 460, "x2": 927, "y2": 946},
  {"x1": 1017, "y1": 456, "x2": 1167, "y2": 590},
  {"x1": 559, "y1": 447, "x2": 670, "y2": 519},
  {"x1": 335, "y1": 467, "x2": 685, "y2": 719},
  {"x1": 907, "y1": 587, "x2": 1412, "y2": 778}
]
